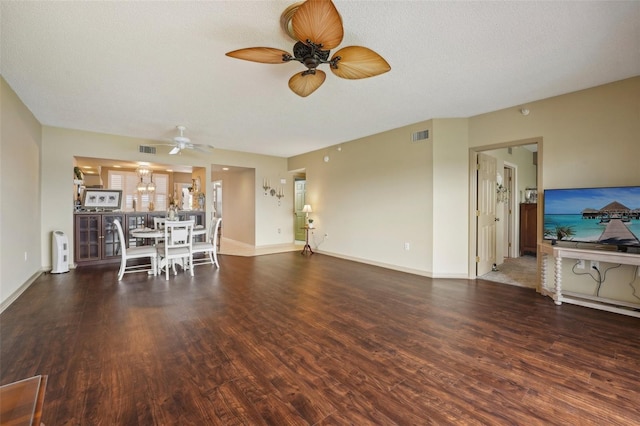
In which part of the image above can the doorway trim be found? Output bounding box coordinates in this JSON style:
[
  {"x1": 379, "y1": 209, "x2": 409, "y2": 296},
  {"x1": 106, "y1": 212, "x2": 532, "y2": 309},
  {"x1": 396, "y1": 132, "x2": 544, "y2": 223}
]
[
  {"x1": 468, "y1": 137, "x2": 543, "y2": 280},
  {"x1": 503, "y1": 162, "x2": 517, "y2": 259}
]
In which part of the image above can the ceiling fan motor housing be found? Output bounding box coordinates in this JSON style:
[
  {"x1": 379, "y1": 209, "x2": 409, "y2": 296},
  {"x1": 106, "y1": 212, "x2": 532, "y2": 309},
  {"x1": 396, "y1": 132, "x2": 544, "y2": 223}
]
[{"x1": 291, "y1": 41, "x2": 333, "y2": 74}]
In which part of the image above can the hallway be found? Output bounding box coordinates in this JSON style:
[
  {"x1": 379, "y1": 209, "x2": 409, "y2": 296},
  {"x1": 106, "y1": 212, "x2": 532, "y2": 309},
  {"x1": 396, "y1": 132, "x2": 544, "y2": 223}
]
[{"x1": 479, "y1": 255, "x2": 538, "y2": 288}]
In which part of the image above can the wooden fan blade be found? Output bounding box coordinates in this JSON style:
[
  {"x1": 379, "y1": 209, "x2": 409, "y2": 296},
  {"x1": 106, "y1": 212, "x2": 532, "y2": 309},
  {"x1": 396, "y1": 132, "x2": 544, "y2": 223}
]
[
  {"x1": 226, "y1": 47, "x2": 290, "y2": 64},
  {"x1": 292, "y1": 0, "x2": 343, "y2": 50},
  {"x1": 288, "y1": 70, "x2": 326, "y2": 97},
  {"x1": 330, "y1": 46, "x2": 391, "y2": 79}
]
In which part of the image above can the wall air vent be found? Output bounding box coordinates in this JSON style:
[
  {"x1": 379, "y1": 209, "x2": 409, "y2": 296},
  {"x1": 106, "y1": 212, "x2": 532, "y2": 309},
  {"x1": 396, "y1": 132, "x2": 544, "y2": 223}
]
[
  {"x1": 411, "y1": 129, "x2": 429, "y2": 142},
  {"x1": 139, "y1": 145, "x2": 157, "y2": 155}
]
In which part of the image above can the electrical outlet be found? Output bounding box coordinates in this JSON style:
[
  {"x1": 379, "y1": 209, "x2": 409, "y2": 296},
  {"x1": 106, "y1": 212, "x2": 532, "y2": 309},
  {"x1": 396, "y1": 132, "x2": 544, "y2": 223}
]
[
  {"x1": 404, "y1": 242, "x2": 410, "y2": 251},
  {"x1": 576, "y1": 259, "x2": 585, "y2": 269},
  {"x1": 277, "y1": 228, "x2": 281, "y2": 234},
  {"x1": 590, "y1": 260, "x2": 599, "y2": 270}
]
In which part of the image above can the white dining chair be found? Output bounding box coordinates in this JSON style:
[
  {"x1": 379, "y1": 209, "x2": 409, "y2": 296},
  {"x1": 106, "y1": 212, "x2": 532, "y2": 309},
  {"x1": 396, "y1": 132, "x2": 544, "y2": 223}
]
[
  {"x1": 153, "y1": 217, "x2": 166, "y2": 245},
  {"x1": 192, "y1": 218, "x2": 221, "y2": 269},
  {"x1": 113, "y1": 219, "x2": 157, "y2": 280},
  {"x1": 157, "y1": 220, "x2": 194, "y2": 280}
]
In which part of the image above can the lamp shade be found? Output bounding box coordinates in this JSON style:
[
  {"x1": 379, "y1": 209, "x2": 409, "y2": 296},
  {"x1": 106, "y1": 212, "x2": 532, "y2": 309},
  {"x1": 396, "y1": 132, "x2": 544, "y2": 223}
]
[{"x1": 302, "y1": 204, "x2": 312, "y2": 213}]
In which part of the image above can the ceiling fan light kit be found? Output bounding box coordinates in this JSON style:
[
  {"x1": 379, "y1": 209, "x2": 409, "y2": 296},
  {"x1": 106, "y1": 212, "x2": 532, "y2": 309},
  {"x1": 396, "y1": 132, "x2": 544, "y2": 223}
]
[{"x1": 226, "y1": 0, "x2": 390, "y2": 97}]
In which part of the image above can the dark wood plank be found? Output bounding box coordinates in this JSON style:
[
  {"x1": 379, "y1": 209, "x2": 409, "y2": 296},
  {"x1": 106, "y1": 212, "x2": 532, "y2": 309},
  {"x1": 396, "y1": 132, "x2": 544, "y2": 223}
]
[{"x1": 1, "y1": 253, "x2": 639, "y2": 425}]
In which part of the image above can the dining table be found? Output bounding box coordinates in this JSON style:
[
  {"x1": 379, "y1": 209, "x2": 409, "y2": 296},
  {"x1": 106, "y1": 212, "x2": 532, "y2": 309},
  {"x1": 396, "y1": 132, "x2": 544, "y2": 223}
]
[
  {"x1": 129, "y1": 225, "x2": 207, "y2": 276},
  {"x1": 129, "y1": 224, "x2": 207, "y2": 241}
]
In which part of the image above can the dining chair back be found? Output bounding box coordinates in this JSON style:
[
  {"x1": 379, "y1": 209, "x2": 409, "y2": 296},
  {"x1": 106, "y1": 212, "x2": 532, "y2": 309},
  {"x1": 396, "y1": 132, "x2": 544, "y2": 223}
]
[
  {"x1": 192, "y1": 218, "x2": 221, "y2": 269},
  {"x1": 153, "y1": 217, "x2": 166, "y2": 245},
  {"x1": 158, "y1": 220, "x2": 194, "y2": 280},
  {"x1": 113, "y1": 219, "x2": 157, "y2": 280}
]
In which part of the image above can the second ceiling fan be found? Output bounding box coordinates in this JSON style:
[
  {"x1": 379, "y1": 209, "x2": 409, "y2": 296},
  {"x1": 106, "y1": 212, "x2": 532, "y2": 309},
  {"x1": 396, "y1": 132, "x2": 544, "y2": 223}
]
[
  {"x1": 226, "y1": 0, "x2": 391, "y2": 97},
  {"x1": 157, "y1": 126, "x2": 213, "y2": 155}
]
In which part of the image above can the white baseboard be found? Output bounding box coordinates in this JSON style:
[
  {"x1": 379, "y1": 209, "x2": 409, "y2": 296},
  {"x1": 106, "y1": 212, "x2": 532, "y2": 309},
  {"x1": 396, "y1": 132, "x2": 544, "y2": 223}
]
[
  {"x1": 0, "y1": 269, "x2": 45, "y2": 314},
  {"x1": 315, "y1": 249, "x2": 442, "y2": 278}
]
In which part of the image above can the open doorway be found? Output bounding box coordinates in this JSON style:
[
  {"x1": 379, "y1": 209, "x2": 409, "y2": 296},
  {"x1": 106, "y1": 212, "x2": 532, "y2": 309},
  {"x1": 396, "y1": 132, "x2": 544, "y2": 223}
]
[
  {"x1": 293, "y1": 175, "x2": 307, "y2": 241},
  {"x1": 212, "y1": 180, "x2": 222, "y2": 220},
  {"x1": 470, "y1": 140, "x2": 541, "y2": 287}
]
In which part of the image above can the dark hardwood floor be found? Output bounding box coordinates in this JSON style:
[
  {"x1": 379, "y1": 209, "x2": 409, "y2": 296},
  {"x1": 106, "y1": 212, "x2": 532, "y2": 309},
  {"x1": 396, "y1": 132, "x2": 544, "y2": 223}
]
[{"x1": 1, "y1": 252, "x2": 639, "y2": 425}]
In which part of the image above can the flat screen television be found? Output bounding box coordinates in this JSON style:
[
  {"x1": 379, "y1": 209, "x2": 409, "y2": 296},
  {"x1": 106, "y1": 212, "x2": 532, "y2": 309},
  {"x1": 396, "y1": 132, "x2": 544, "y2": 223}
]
[{"x1": 543, "y1": 186, "x2": 640, "y2": 251}]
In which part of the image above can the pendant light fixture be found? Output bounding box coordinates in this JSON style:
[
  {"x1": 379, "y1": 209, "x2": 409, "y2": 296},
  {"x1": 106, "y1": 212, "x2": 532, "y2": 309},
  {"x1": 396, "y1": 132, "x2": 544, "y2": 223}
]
[
  {"x1": 137, "y1": 177, "x2": 147, "y2": 193},
  {"x1": 146, "y1": 174, "x2": 156, "y2": 193}
]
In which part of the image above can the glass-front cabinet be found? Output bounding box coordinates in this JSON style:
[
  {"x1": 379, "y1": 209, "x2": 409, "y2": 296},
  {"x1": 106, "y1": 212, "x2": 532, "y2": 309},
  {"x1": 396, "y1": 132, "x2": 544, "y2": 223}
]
[
  {"x1": 74, "y1": 214, "x2": 101, "y2": 263},
  {"x1": 179, "y1": 212, "x2": 205, "y2": 227},
  {"x1": 74, "y1": 213, "x2": 125, "y2": 265},
  {"x1": 102, "y1": 214, "x2": 124, "y2": 258},
  {"x1": 74, "y1": 211, "x2": 205, "y2": 265}
]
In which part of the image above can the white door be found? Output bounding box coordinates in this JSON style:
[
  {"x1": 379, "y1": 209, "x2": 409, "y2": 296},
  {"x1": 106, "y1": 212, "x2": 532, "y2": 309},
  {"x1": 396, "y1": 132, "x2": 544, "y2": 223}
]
[{"x1": 477, "y1": 153, "x2": 497, "y2": 276}]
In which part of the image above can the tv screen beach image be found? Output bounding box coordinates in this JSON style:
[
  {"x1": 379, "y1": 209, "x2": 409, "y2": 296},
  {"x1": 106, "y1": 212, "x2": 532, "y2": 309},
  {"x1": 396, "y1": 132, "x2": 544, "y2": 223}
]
[{"x1": 544, "y1": 186, "x2": 640, "y2": 248}]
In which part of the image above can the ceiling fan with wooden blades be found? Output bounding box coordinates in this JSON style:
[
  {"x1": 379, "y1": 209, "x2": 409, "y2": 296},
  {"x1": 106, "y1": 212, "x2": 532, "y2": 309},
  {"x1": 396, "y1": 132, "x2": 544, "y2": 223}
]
[
  {"x1": 154, "y1": 126, "x2": 214, "y2": 155},
  {"x1": 226, "y1": 0, "x2": 391, "y2": 97}
]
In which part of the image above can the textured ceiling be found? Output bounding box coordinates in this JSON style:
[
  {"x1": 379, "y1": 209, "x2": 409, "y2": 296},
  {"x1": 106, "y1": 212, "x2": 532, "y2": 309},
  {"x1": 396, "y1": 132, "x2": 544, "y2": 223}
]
[{"x1": 1, "y1": 1, "x2": 639, "y2": 158}]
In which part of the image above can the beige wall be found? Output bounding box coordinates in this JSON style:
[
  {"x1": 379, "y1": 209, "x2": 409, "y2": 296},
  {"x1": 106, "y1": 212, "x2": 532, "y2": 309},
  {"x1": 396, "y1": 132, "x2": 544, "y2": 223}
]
[
  {"x1": 1, "y1": 77, "x2": 42, "y2": 309},
  {"x1": 213, "y1": 168, "x2": 256, "y2": 245},
  {"x1": 469, "y1": 77, "x2": 640, "y2": 188},
  {"x1": 289, "y1": 77, "x2": 640, "y2": 278},
  {"x1": 2, "y1": 75, "x2": 639, "y2": 306},
  {"x1": 431, "y1": 118, "x2": 470, "y2": 277},
  {"x1": 289, "y1": 119, "x2": 435, "y2": 275}
]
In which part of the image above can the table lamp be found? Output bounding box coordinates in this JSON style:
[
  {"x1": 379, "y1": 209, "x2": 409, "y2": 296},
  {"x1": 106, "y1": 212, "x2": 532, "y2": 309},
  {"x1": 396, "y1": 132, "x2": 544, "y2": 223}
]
[{"x1": 302, "y1": 204, "x2": 312, "y2": 226}]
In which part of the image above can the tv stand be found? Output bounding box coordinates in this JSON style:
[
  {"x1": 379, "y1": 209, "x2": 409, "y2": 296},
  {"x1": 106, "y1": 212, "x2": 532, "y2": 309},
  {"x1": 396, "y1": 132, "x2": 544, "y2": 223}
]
[{"x1": 538, "y1": 243, "x2": 640, "y2": 318}]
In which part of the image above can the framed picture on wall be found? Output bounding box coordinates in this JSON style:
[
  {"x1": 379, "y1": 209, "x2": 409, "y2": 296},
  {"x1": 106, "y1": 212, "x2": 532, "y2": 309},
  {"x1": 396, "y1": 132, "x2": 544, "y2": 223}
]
[{"x1": 81, "y1": 189, "x2": 122, "y2": 210}]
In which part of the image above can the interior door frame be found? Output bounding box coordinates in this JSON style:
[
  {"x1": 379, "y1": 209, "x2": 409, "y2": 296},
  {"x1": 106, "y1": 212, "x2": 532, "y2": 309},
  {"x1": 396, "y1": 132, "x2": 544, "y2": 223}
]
[
  {"x1": 503, "y1": 162, "x2": 517, "y2": 259},
  {"x1": 468, "y1": 137, "x2": 543, "y2": 280}
]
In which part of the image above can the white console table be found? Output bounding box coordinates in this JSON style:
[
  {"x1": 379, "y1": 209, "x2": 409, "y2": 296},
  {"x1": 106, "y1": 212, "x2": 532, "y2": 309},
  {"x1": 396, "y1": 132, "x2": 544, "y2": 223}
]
[{"x1": 538, "y1": 243, "x2": 640, "y2": 318}]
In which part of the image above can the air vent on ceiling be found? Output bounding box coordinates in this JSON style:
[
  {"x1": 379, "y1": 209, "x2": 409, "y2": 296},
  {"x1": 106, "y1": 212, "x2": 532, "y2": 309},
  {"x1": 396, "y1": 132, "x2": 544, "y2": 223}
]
[
  {"x1": 139, "y1": 145, "x2": 156, "y2": 154},
  {"x1": 411, "y1": 129, "x2": 429, "y2": 142}
]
